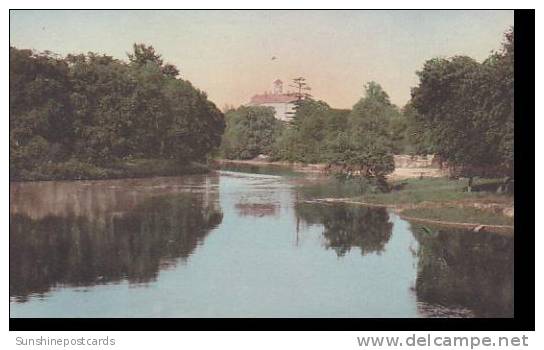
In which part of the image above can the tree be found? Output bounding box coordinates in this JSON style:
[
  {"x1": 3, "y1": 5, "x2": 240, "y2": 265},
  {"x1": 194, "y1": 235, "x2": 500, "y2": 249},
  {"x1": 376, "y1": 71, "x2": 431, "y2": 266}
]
[
  {"x1": 67, "y1": 51, "x2": 139, "y2": 162},
  {"x1": 10, "y1": 47, "x2": 74, "y2": 177},
  {"x1": 270, "y1": 99, "x2": 348, "y2": 163},
  {"x1": 479, "y1": 27, "x2": 514, "y2": 187},
  {"x1": 220, "y1": 106, "x2": 283, "y2": 159},
  {"x1": 325, "y1": 82, "x2": 396, "y2": 182},
  {"x1": 287, "y1": 77, "x2": 312, "y2": 124},
  {"x1": 402, "y1": 102, "x2": 436, "y2": 155},
  {"x1": 127, "y1": 43, "x2": 163, "y2": 67},
  {"x1": 10, "y1": 44, "x2": 225, "y2": 180},
  {"x1": 349, "y1": 82, "x2": 398, "y2": 138},
  {"x1": 409, "y1": 27, "x2": 514, "y2": 190}
]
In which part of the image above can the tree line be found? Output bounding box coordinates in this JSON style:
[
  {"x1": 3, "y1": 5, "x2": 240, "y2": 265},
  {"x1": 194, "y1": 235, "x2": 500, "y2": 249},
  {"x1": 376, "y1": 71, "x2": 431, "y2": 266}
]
[
  {"x1": 10, "y1": 44, "x2": 225, "y2": 180},
  {"x1": 11, "y1": 27, "x2": 513, "y2": 185},
  {"x1": 220, "y1": 27, "x2": 514, "y2": 187},
  {"x1": 221, "y1": 81, "x2": 416, "y2": 181}
]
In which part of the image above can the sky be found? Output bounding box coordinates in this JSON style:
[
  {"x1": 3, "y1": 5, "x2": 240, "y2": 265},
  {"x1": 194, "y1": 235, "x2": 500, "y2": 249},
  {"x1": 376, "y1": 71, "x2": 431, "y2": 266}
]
[{"x1": 10, "y1": 10, "x2": 513, "y2": 109}]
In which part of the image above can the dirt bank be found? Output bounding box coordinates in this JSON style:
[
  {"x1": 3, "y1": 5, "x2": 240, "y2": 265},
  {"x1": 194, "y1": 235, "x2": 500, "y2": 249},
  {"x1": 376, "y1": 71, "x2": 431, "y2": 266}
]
[{"x1": 215, "y1": 157, "x2": 447, "y2": 180}]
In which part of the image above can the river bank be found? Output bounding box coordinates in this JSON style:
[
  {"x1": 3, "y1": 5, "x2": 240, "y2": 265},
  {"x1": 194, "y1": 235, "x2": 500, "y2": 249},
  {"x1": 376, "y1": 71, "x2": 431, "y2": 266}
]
[
  {"x1": 302, "y1": 175, "x2": 514, "y2": 234},
  {"x1": 10, "y1": 168, "x2": 514, "y2": 318},
  {"x1": 265, "y1": 160, "x2": 514, "y2": 234},
  {"x1": 10, "y1": 159, "x2": 210, "y2": 182},
  {"x1": 13, "y1": 157, "x2": 514, "y2": 232},
  {"x1": 213, "y1": 158, "x2": 327, "y2": 174},
  {"x1": 215, "y1": 157, "x2": 447, "y2": 180}
]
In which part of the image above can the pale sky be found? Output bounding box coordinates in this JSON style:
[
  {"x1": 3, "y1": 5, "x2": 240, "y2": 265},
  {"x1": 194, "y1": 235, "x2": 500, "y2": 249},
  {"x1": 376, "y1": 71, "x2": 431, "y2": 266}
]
[{"x1": 10, "y1": 10, "x2": 513, "y2": 109}]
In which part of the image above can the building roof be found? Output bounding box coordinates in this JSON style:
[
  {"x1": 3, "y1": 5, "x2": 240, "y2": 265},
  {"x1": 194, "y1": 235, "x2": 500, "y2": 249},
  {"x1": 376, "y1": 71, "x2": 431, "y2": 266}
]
[{"x1": 250, "y1": 93, "x2": 297, "y2": 104}]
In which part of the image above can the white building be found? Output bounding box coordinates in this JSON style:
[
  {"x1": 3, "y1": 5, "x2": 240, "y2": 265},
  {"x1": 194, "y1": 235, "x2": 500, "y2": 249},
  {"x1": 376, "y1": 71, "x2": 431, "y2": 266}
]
[{"x1": 248, "y1": 80, "x2": 297, "y2": 122}]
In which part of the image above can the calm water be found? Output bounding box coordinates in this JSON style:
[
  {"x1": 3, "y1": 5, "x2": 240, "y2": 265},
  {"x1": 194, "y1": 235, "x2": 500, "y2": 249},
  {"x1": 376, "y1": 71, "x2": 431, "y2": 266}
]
[{"x1": 9, "y1": 168, "x2": 514, "y2": 318}]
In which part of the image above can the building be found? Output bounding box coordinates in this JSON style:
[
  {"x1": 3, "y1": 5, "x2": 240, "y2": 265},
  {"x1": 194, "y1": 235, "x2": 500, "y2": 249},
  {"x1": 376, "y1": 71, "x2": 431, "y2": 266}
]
[{"x1": 248, "y1": 80, "x2": 297, "y2": 122}]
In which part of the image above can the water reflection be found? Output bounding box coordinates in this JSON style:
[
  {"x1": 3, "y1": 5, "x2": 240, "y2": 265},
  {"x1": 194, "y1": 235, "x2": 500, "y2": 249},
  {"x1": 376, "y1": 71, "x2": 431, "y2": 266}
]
[
  {"x1": 217, "y1": 163, "x2": 301, "y2": 177},
  {"x1": 410, "y1": 224, "x2": 514, "y2": 317},
  {"x1": 235, "y1": 202, "x2": 279, "y2": 217},
  {"x1": 10, "y1": 177, "x2": 222, "y2": 302},
  {"x1": 295, "y1": 203, "x2": 393, "y2": 257},
  {"x1": 9, "y1": 170, "x2": 514, "y2": 318}
]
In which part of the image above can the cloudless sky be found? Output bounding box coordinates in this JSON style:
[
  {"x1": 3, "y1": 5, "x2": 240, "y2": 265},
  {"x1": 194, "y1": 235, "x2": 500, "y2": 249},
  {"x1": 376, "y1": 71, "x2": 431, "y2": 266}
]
[{"x1": 10, "y1": 10, "x2": 513, "y2": 109}]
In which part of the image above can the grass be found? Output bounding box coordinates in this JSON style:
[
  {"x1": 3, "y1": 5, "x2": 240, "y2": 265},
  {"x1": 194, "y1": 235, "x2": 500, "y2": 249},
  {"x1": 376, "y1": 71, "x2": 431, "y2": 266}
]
[
  {"x1": 401, "y1": 206, "x2": 514, "y2": 226},
  {"x1": 354, "y1": 177, "x2": 513, "y2": 206},
  {"x1": 346, "y1": 177, "x2": 514, "y2": 228}
]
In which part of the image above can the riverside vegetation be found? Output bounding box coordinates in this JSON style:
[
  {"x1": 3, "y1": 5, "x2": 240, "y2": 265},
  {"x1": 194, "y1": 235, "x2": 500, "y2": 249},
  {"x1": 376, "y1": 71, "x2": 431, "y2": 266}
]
[
  {"x1": 10, "y1": 44, "x2": 225, "y2": 181},
  {"x1": 10, "y1": 29, "x2": 514, "y2": 226},
  {"x1": 219, "y1": 27, "x2": 514, "y2": 227},
  {"x1": 220, "y1": 28, "x2": 514, "y2": 186}
]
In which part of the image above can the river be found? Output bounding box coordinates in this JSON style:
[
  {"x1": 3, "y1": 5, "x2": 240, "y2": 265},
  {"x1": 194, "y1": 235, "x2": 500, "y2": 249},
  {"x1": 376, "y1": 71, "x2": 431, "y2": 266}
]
[{"x1": 9, "y1": 166, "x2": 514, "y2": 318}]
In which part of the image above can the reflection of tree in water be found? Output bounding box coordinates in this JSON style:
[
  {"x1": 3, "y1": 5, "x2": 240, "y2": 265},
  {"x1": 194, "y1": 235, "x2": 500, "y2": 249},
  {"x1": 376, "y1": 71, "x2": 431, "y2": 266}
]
[
  {"x1": 10, "y1": 194, "x2": 222, "y2": 302},
  {"x1": 411, "y1": 224, "x2": 514, "y2": 318},
  {"x1": 295, "y1": 203, "x2": 392, "y2": 256}
]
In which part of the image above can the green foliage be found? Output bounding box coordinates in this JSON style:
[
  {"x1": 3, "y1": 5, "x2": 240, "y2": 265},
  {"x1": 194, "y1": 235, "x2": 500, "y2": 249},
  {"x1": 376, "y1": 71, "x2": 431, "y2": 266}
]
[
  {"x1": 268, "y1": 83, "x2": 397, "y2": 183},
  {"x1": 352, "y1": 177, "x2": 513, "y2": 206},
  {"x1": 349, "y1": 82, "x2": 396, "y2": 135},
  {"x1": 402, "y1": 205, "x2": 513, "y2": 226},
  {"x1": 14, "y1": 158, "x2": 209, "y2": 182},
  {"x1": 325, "y1": 82, "x2": 396, "y2": 179},
  {"x1": 271, "y1": 100, "x2": 337, "y2": 163},
  {"x1": 402, "y1": 102, "x2": 436, "y2": 155},
  {"x1": 270, "y1": 99, "x2": 350, "y2": 163},
  {"x1": 217, "y1": 80, "x2": 409, "y2": 184},
  {"x1": 10, "y1": 47, "x2": 74, "y2": 176},
  {"x1": 10, "y1": 44, "x2": 225, "y2": 180},
  {"x1": 409, "y1": 28, "x2": 514, "y2": 178},
  {"x1": 325, "y1": 132, "x2": 394, "y2": 178},
  {"x1": 220, "y1": 106, "x2": 284, "y2": 159}
]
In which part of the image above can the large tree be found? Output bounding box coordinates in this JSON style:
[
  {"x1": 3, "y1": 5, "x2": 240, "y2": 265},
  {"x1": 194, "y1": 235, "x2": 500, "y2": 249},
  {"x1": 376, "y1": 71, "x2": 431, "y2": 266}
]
[
  {"x1": 220, "y1": 106, "x2": 283, "y2": 160},
  {"x1": 270, "y1": 99, "x2": 349, "y2": 163},
  {"x1": 409, "y1": 28, "x2": 514, "y2": 190},
  {"x1": 326, "y1": 82, "x2": 396, "y2": 180}
]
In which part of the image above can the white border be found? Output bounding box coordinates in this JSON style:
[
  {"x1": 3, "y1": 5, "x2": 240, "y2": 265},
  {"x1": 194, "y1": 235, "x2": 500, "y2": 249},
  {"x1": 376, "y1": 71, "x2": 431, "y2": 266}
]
[{"x1": 3, "y1": 2, "x2": 539, "y2": 349}]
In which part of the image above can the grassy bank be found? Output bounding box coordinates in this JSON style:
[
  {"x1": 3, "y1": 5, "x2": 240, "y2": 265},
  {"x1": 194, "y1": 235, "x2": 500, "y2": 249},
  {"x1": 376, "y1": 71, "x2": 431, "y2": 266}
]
[
  {"x1": 354, "y1": 177, "x2": 513, "y2": 206},
  {"x1": 354, "y1": 178, "x2": 514, "y2": 228},
  {"x1": 401, "y1": 206, "x2": 514, "y2": 226},
  {"x1": 310, "y1": 177, "x2": 515, "y2": 228},
  {"x1": 11, "y1": 158, "x2": 210, "y2": 182}
]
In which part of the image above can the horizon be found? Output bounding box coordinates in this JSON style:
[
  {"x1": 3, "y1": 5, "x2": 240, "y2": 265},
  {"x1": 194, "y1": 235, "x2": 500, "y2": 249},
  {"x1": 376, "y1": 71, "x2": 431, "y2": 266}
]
[{"x1": 10, "y1": 10, "x2": 513, "y2": 109}]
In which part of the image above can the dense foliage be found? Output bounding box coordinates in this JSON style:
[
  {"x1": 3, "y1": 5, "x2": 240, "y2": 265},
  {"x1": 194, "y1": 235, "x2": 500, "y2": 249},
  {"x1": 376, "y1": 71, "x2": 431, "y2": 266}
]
[
  {"x1": 219, "y1": 82, "x2": 397, "y2": 185},
  {"x1": 219, "y1": 106, "x2": 284, "y2": 160},
  {"x1": 13, "y1": 27, "x2": 514, "y2": 186},
  {"x1": 10, "y1": 44, "x2": 225, "y2": 180},
  {"x1": 325, "y1": 82, "x2": 397, "y2": 179},
  {"x1": 270, "y1": 100, "x2": 349, "y2": 163},
  {"x1": 409, "y1": 28, "x2": 514, "y2": 180},
  {"x1": 269, "y1": 83, "x2": 398, "y2": 182},
  {"x1": 220, "y1": 27, "x2": 514, "y2": 190}
]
